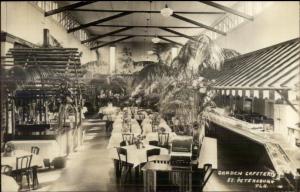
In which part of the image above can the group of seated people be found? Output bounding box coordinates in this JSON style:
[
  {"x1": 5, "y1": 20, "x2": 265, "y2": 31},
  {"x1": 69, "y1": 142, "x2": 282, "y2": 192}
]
[{"x1": 105, "y1": 106, "x2": 203, "y2": 146}]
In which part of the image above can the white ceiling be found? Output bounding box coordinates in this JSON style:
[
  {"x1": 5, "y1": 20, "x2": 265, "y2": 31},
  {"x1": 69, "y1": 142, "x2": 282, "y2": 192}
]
[{"x1": 58, "y1": 1, "x2": 238, "y2": 44}]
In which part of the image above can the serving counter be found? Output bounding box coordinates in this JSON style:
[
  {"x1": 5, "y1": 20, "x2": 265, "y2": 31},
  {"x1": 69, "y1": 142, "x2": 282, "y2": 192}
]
[{"x1": 207, "y1": 110, "x2": 300, "y2": 178}]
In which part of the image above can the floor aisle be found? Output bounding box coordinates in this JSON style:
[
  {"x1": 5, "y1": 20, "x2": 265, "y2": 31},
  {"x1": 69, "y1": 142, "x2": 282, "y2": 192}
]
[
  {"x1": 36, "y1": 119, "x2": 243, "y2": 192},
  {"x1": 43, "y1": 119, "x2": 118, "y2": 192}
]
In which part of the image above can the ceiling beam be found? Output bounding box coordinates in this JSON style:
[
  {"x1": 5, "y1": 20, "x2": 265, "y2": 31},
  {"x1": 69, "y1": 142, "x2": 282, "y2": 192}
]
[
  {"x1": 67, "y1": 12, "x2": 133, "y2": 33},
  {"x1": 93, "y1": 24, "x2": 202, "y2": 29},
  {"x1": 90, "y1": 36, "x2": 135, "y2": 50},
  {"x1": 105, "y1": 34, "x2": 184, "y2": 37},
  {"x1": 159, "y1": 27, "x2": 197, "y2": 41},
  {"x1": 72, "y1": 9, "x2": 225, "y2": 15},
  {"x1": 157, "y1": 36, "x2": 183, "y2": 47},
  {"x1": 171, "y1": 13, "x2": 226, "y2": 35},
  {"x1": 81, "y1": 27, "x2": 134, "y2": 44},
  {"x1": 44, "y1": 1, "x2": 98, "y2": 17},
  {"x1": 199, "y1": 1, "x2": 254, "y2": 20}
]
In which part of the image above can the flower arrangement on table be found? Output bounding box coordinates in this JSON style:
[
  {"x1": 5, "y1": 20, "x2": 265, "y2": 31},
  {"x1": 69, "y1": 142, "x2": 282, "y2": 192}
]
[
  {"x1": 151, "y1": 121, "x2": 160, "y2": 132},
  {"x1": 158, "y1": 127, "x2": 166, "y2": 133},
  {"x1": 122, "y1": 117, "x2": 132, "y2": 132},
  {"x1": 3, "y1": 143, "x2": 15, "y2": 157},
  {"x1": 151, "y1": 114, "x2": 162, "y2": 132},
  {"x1": 134, "y1": 135, "x2": 146, "y2": 149}
]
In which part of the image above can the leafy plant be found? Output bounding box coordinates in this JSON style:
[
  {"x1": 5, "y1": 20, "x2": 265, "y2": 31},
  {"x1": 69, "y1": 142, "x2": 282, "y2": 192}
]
[{"x1": 131, "y1": 34, "x2": 240, "y2": 136}]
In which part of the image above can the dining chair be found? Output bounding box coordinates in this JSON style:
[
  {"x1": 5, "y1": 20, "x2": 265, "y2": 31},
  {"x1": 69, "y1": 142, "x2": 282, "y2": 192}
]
[
  {"x1": 30, "y1": 146, "x2": 40, "y2": 189},
  {"x1": 148, "y1": 140, "x2": 159, "y2": 146},
  {"x1": 1, "y1": 165, "x2": 13, "y2": 176},
  {"x1": 120, "y1": 140, "x2": 127, "y2": 147},
  {"x1": 31, "y1": 146, "x2": 40, "y2": 155},
  {"x1": 122, "y1": 133, "x2": 134, "y2": 145},
  {"x1": 151, "y1": 123, "x2": 158, "y2": 132},
  {"x1": 12, "y1": 155, "x2": 33, "y2": 190},
  {"x1": 146, "y1": 148, "x2": 161, "y2": 162},
  {"x1": 116, "y1": 147, "x2": 133, "y2": 183},
  {"x1": 158, "y1": 132, "x2": 170, "y2": 148}
]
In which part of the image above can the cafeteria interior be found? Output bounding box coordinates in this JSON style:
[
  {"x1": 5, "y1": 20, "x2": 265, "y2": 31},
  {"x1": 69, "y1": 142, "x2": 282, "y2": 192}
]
[{"x1": 1, "y1": 1, "x2": 300, "y2": 192}]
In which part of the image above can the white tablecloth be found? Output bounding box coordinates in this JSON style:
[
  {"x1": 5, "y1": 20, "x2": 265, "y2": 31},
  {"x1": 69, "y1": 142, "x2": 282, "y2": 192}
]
[
  {"x1": 107, "y1": 133, "x2": 135, "y2": 149},
  {"x1": 144, "y1": 132, "x2": 178, "y2": 143},
  {"x1": 103, "y1": 114, "x2": 118, "y2": 121},
  {"x1": 1, "y1": 174, "x2": 19, "y2": 192},
  {"x1": 109, "y1": 144, "x2": 169, "y2": 167},
  {"x1": 142, "y1": 119, "x2": 172, "y2": 134},
  {"x1": 107, "y1": 119, "x2": 142, "y2": 149},
  {"x1": 111, "y1": 119, "x2": 141, "y2": 135},
  {"x1": 6, "y1": 140, "x2": 62, "y2": 161},
  {"x1": 1, "y1": 150, "x2": 44, "y2": 170},
  {"x1": 99, "y1": 106, "x2": 120, "y2": 115}
]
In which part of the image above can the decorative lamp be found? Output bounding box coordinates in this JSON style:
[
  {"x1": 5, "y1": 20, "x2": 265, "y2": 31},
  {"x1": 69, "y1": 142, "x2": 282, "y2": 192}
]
[
  {"x1": 147, "y1": 50, "x2": 154, "y2": 55},
  {"x1": 160, "y1": 4, "x2": 173, "y2": 17},
  {"x1": 152, "y1": 36, "x2": 160, "y2": 43}
]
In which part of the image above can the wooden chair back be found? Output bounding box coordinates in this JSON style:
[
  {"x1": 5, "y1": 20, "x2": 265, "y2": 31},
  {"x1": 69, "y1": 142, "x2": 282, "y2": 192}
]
[
  {"x1": 31, "y1": 146, "x2": 40, "y2": 155},
  {"x1": 16, "y1": 155, "x2": 32, "y2": 170}
]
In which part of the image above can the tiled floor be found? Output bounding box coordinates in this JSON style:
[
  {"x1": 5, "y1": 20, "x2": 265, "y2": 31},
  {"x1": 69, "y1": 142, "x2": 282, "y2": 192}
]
[
  {"x1": 32, "y1": 118, "x2": 282, "y2": 192},
  {"x1": 38, "y1": 119, "x2": 118, "y2": 192},
  {"x1": 34, "y1": 119, "x2": 240, "y2": 192}
]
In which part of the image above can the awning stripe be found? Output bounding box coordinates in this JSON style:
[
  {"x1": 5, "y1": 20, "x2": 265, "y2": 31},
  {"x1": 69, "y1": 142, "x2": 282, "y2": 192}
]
[
  {"x1": 280, "y1": 74, "x2": 298, "y2": 87},
  {"x1": 265, "y1": 61, "x2": 299, "y2": 87},
  {"x1": 214, "y1": 42, "x2": 285, "y2": 85},
  {"x1": 245, "y1": 51, "x2": 299, "y2": 87},
  {"x1": 213, "y1": 38, "x2": 299, "y2": 91},
  {"x1": 214, "y1": 47, "x2": 275, "y2": 85},
  {"x1": 233, "y1": 42, "x2": 298, "y2": 86}
]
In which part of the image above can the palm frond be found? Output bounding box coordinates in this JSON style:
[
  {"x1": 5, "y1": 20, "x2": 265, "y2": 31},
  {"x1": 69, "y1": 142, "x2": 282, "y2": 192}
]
[
  {"x1": 171, "y1": 34, "x2": 225, "y2": 76},
  {"x1": 132, "y1": 63, "x2": 171, "y2": 86},
  {"x1": 222, "y1": 48, "x2": 240, "y2": 60}
]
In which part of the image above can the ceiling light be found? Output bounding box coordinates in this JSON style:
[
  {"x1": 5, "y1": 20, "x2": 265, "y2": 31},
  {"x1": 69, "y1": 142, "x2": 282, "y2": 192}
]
[
  {"x1": 147, "y1": 50, "x2": 154, "y2": 55},
  {"x1": 151, "y1": 37, "x2": 160, "y2": 43},
  {"x1": 160, "y1": 4, "x2": 173, "y2": 17}
]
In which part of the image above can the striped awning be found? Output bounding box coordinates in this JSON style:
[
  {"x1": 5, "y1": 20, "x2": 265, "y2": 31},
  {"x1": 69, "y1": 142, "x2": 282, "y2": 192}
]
[{"x1": 212, "y1": 38, "x2": 300, "y2": 99}]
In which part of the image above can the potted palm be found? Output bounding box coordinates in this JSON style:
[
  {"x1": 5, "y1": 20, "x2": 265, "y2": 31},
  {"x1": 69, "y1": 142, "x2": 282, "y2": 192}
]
[{"x1": 132, "y1": 34, "x2": 240, "y2": 139}]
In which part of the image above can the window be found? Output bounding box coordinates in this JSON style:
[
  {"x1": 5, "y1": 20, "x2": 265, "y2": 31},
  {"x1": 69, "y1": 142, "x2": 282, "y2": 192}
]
[
  {"x1": 31, "y1": 1, "x2": 91, "y2": 47},
  {"x1": 205, "y1": 2, "x2": 273, "y2": 40},
  {"x1": 110, "y1": 46, "x2": 116, "y2": 74}
]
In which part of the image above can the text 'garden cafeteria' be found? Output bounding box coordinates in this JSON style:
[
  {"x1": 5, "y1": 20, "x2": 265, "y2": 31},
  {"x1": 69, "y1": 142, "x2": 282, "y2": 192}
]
[{"x1": 1, "y1": 1, "x2": 299, "y2": 192}]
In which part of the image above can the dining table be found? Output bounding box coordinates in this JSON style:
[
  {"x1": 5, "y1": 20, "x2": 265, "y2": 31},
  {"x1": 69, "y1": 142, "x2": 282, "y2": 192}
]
[
  {"x1": 1, "y1": 149, "x2": 44, "y2": 170},
  {"x1": 107, "y1": 118, "x2": 142, "y2": 149},
  {"x1": 2, "y1": 149, "x2": 44, "y2": 189},
  {"x1": 1, "y1": 174, "x2": 19, "y2": 192},
  {"x1": 99, "y1": 105, "x2": 120, "y2": 115},
  {"x1": 6, "y1": 140, "x2": 61, "y2": 162},
  {"x1": 109, "y1": 144, "x2": 169, "y2": 167},
  {"x1": 142, "y1": 118, "x2": 172, "y2": 135},
  {"x1": 111, "y1": 118, "x2": 142, "y2": 134}
]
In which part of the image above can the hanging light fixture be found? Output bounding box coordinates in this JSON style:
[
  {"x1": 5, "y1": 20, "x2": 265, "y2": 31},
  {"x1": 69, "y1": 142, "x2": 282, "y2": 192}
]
[
  {"x1": 152, "y1": 35, "x2": 160, "y2": 43},
  {"x1": 160, "y1": 4, "x2": 173, "y2": 17},
  {"x1": 147, "y1": 50, "x2": 154, "y2": 55},
  {"x1": 149, "y1": 1, "x2": 159, "y2": 44}
]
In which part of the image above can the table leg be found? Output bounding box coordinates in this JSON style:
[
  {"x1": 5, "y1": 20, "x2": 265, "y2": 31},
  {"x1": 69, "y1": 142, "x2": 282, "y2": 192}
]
[
  {"x1": 189, "y1": 172, "x2": 192, "y2": 192},
  {"x1": 135, "y1": 166, "x2": 139, "y2": 181},
  {"x1": 143, "y1": 170, "x2": 147, "y2": 192},
  {"x1": 114, "y1": 160, "x2": 120, "y2": 179},
  {"x1": 32, "y1": 166, "x2": 39, "y2": 189},
  {"x1": 153, "y1": 170, "x2": 156, "y2": 192}
]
